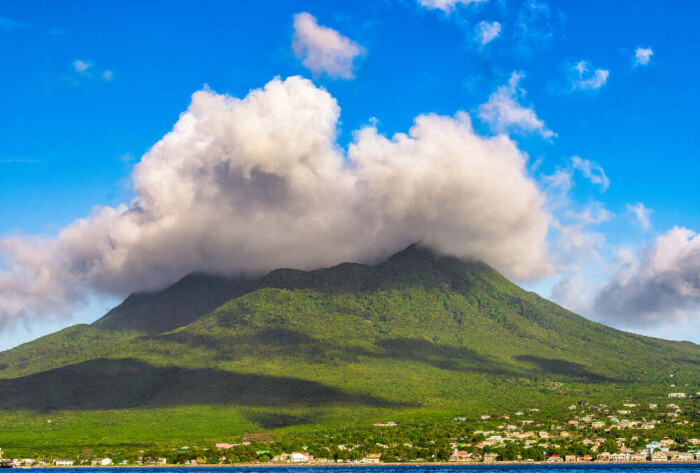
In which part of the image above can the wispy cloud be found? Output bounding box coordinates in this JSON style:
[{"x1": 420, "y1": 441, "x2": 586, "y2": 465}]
[
  {"x1": 568, "y1": 60, "x2": 609, "y2": 91},
  {"x1": 571, "y1": 156, "x2": 609, "y2": 191},
  {"x1": 0, "y1": 158, "x2": 44, "y2": 164},
  {"x1": 568, "y1": 201, "x2": 612, "y2": 225},
  {"x1": 478, "y1": 72, "x2": 556, "y2": 140},
  {"x1": 73, "y1": 60, "x2": 91, "y2": 74},
  {"x1": 69, "y1": 60, "x2": 114, "y2": 83},
  {"x1": 514, "y1": 1, "x2": 553, "y2": 56},
  {"x1": 0, "y1": 16, "x2": 28, "y2": 33},
  {"x1": 626, "y1": 202, "x2": 652, "y2": 230},
  {"x1": 292, "y1": 12, "x2": 364, "y2": 80},
  {"x1": 474, "y1": 21, "x2": 501, "y2": 46},
  {"x1": 416, "y1": 0, "x2": 489, "y2": 13},
  {"x1": 634, "y1": 47, "x2": 653, "y2": 67}
]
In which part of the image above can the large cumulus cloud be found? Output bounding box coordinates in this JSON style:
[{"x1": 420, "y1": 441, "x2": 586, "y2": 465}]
[
  {"x1": 0, "y1": 76, "x2": 550, "y2": 330},
  {"x1": 595, "y1": 227, "x2": 700, "y2": 326}
]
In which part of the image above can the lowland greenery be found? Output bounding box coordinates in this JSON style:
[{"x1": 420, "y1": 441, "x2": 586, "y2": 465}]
[{"x1": 0, "y1": 245, "x2": 697, "y2": 457}]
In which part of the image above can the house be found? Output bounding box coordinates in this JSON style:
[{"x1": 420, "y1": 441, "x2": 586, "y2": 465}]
[
  {"x1": 564, "y1": 455, "x2": 578, "y2": 462},
  {"x1": 668, "y1": 393, "x2": 686, "y2": 398},
  {"x1": 649, "y1": 404, "x2": 658, "y2": 409},
  {"x1": 362, "y1": 453, "x2": 381, "y2": 464},
  {"x1": 482, "y1": 454, "x2": 498, "y2": 463},
  {"x1": 91, "y1": 458, "x2": 113, "y2": 466},
  {"x1": 216, "y1": 443, "x2": 235, "y2": 449},
  {"x1": 546, "y1": 455, "x2": 563, "y2": 463},
  {"x1": 54, "y1": 459, "x2": 75, "y2": 466},
  {"x1": 651, "y1": 451, "x2": 668, "y2": 462},
  {"x1": 449, "y1": 449, "x2": 470, "y2": 462},
  {"x1": 591, "y1": 421, "x2": 605, "y2": 428},
  {"x1": 674, "y1": 452, "x2": 693, "y2": 461},
  {"x1": 609, "y1": 453, "x2": 630, "y2": 462},
  {"x1": 290, "y1": 452, "x2": 310, "y2": 463},
  {"x1": 480, "y1": 415, "x2": 491, "y2": 420},
  {"x1": 630, "y1": 453, "x2": 647, "y2": 461},
  {"x1": 271, "y1": 454, "x2": 290, "y2": 463}
]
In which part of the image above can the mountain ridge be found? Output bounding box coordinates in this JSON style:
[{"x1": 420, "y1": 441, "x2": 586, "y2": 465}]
[{"x1": 0, "y1": 244, "x2": 697, "y2": 450}]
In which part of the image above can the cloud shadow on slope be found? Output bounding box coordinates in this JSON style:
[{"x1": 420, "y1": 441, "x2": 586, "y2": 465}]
[
  {"x1": 0, "y1": 358, "x2": 411, "y2": 412},
  {"x1": 513, "y1": 355, "x2": 614, "y2": 383}
]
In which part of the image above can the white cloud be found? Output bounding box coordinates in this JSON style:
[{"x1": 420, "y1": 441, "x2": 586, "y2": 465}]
[
  {"x1": 568, "y1": 60, "x2": 609, "y2": 91},
  {"x1": 627, "y1": 202, "x2": 652, "y2": 230},
  {"x1": 417, "y1": 0, "x2": 489, "y2": 13},
  {"x1": 474, "y1": 21, "x2": 501, "y2": 45},
  {"x1": 292, "y1": 12, "x2": 364, "y2": 80},
  {"x1": 595, "y1": 227, "x2": 700, "y2": 327},
  {"x1": 0, "y1": 76, "x2": 551, "y2": 331},
  {"x1": 70, "y1": 60, "x2": 114, "y2": 83},
  {"x1": 571, "y1": 156, "x2": 609, "y2": 191},
  {"x1": 73, "y1": 60, "x2": 91, "y2": 74},
  {"x1": 634, "y1": 47, "x2": 653, "y2": 67},
  {"x1": 478, "y1": 72, "x2": 556, "y2": 140}
]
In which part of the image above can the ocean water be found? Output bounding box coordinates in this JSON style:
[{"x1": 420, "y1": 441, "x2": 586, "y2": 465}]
[{"x1": 28, "y1": 466, "x2": 700, "y2": 473}]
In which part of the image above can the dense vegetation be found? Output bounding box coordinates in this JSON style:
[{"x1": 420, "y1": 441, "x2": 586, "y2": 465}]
[{"x1": 0, "y1": 245, "x2": 697, "y2": 455}]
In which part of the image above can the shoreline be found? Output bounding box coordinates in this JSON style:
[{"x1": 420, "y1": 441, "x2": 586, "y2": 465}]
[{"x1": 27, "y1": 461, "x2": 700, "y2": 468}]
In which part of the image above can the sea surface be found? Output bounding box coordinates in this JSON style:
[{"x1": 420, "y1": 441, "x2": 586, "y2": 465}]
[{"x1": 27, "y1": 466, "x2": 700, "y2": 473}]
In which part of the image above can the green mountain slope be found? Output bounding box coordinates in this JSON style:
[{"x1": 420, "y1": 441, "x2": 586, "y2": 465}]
[
  {"x1": 96, "y1": 273, "x2": 256, "y2": 333},
  {"x1": 0, "y1": 245, "x2": 697, "y2": 451}
]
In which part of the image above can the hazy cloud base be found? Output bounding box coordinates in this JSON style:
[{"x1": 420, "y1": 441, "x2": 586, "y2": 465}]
[
  {"x1": 595, "y1": 227, "x2": 700, "y2": 327},
  {"x1": 0, "y1": 76, "x2": 551, "y2": 331}
]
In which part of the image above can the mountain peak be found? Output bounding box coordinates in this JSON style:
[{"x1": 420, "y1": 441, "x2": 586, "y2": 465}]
[{"x1": 384, "y1": 242, "x2": 436, "y2": 262}]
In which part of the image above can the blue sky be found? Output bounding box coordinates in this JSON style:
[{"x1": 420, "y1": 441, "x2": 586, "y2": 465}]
[{"x1": 1, "y1": 0, "x2": 699, "y2": 349}]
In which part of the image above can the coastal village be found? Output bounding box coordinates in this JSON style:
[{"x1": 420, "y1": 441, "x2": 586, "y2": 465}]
[{"x1": 1, "y1": 392, "x2": 698, "y2": 466}]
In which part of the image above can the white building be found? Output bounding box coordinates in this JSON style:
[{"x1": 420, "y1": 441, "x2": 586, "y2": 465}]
[
  {"x1": 91, "y1": 458, "x2": 113, "y2": 466},
  {"x1": 290, "y1": 452, "x2": 310, "y2": 463},
  {"x1": 54, "y1": 459, "x2": 75, "y2": 466}
]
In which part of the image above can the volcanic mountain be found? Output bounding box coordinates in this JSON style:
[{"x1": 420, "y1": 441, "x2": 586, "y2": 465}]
[{"x1": 0, "y1": 245, "x2": 697, "y2": 450}]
